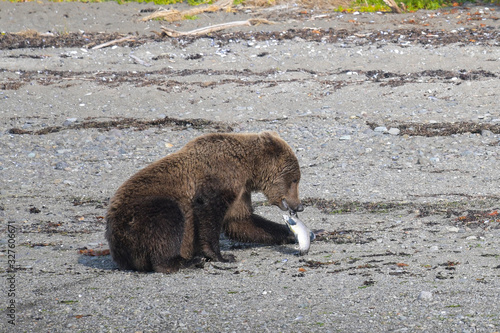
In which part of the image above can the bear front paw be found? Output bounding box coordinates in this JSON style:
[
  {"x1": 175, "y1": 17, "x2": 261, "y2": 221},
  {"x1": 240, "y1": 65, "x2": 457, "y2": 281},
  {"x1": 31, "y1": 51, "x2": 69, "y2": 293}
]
[{"x1": 220, "y1": 253, "x2": 237, "y2": 263}]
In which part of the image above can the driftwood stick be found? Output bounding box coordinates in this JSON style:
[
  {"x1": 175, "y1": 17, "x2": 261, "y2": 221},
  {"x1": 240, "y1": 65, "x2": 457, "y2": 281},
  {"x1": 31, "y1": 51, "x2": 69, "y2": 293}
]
[
  {"x1": 382, "y1": 0, "x2": 403, "y2": 13},
  {"x1": 161, "y1": 19, "x2": 274, "y2": 38},
  {"x1": 129, "y1": 54, "x2": 152, "y2": 67},
  {"x1": 91, "y1": 36, "x2": 136, "y2": 50},
  {"x1": 141, "y1": 0, "x2": 233, "y2": 22},
  {"x1": 142, "y1": 5, "x2": 218, "y2": 22}
]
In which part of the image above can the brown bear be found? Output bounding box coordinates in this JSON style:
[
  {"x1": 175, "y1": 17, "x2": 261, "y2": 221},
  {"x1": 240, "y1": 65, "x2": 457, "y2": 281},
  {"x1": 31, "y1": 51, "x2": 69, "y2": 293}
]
[{"x1": 105, "y1": 131, "x2": 304, "y2": 273}]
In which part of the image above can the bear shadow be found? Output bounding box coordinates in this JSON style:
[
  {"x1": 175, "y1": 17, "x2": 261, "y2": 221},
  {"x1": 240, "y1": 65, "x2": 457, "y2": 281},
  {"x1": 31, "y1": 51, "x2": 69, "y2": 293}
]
[
  {"x1": 274, "y1": 245, "x2": 302, "y2": 256},
  {"x1": 221, "y1": 238, "x2": 300, "y2": 256},
  {"x1": 77, "y1": 237, "x2": 300, "y2": 272},
  {"x1": 77, "y1": 254, "x2": 119, "y2": 271}
]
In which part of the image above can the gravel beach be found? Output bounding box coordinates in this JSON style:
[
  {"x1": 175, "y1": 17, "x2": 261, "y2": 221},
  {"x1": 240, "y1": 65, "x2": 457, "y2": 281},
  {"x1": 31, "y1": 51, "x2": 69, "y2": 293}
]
[{"x1": 1, "y1": 1, "x2": 499, "y2": 332}]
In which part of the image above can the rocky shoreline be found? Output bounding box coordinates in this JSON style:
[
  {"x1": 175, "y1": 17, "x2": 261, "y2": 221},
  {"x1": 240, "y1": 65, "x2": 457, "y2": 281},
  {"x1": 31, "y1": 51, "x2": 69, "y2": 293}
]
[{"x1": 1, "y1": 2, "x2": 499, "y2": 331}]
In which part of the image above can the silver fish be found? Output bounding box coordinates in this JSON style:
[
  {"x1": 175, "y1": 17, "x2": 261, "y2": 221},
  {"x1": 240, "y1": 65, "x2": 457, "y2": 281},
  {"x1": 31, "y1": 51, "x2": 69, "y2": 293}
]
[{"x1": 283, "y1": 213, "x2": 315, "y2": 255}]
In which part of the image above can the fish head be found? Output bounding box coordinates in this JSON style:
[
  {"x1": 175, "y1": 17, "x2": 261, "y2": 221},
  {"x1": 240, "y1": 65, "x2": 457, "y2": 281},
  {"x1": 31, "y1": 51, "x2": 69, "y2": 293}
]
[{"x1": 283, "y1": 214, "x2": 297, "y2": 226}]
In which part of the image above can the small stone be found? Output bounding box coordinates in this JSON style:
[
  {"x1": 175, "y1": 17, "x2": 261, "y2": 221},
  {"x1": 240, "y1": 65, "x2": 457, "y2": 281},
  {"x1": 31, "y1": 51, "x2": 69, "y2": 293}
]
[
  {"x1": 388, "y1": 128, "x2": 400, "y2": 135},
  {"x1": 374, "y1": 126, "x2": 388, "y2": 133},
  {"x1": 339, "y1": 135, "x2": 351, "y2": 141},
  {"x1": 109, "y1": 129, "x2": 123, "y2": 137},
  {"x1": 429, "y1": 157, "x2": 440, "y2": 163},
  {"x1": 56, "y1": 149, "x2": 71, "y2": 154},
  {"x1": 466, "y1": 236, "x2": 477, "y2": 240},
  {"x1": 446, "y1": 226, "x2": 459, "y2": 233},
  {"x1": 52, "y1": 244, "x2": 72, "y2": 251},
  {"x1": 63, "y1": 118, "x2": 78, "y2": 126},
  {"x1": 429, "y1": 245, "x2": 439, "y2": 252},
  {"x1": 55, "y1": 161, "x2": 69, "y2": 170},
  {"x1": 481, "y1": 130, "x2": 493, "y2": 137},
  {"x1": 418, "y1": 291, "x2": 433, "y2": 301}
]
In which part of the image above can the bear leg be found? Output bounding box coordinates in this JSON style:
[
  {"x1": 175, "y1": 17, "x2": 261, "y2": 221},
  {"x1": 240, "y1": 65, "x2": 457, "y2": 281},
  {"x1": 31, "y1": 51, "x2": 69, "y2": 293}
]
[
  {"x1": 107, "y1": 196, "x2": 186, "y2": 272},
  {"x1": 105, "y1": 232, "x2": 136, "y2": 271},
  {"x1": 224, "y1": 214, "x2": 296, "y2": 245},
  {"x1": 151, "y1": 256, "x2": 184, "y2": 274},
  {"x1": 192, "y1": 184, "x2": 236, "y2": 263},
  {"x1": 196, "y1": 208, "x2": 235, "y2": 262},
  {"x1": 199, "y1": 239, "x2": 236, "y2": 263}
]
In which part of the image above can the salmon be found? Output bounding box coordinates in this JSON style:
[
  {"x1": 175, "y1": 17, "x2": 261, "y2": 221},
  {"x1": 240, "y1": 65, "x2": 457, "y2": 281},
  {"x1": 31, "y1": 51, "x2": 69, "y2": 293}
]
[{"x1": 283, "y1": 213, "x2": 315, "y2": 255}]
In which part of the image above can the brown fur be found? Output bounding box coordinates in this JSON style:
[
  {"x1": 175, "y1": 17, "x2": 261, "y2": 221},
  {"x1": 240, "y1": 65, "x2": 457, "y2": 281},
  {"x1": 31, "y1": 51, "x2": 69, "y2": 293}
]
[{"x1": 105, "y1": 131, "x2": 303, "y2": 273}]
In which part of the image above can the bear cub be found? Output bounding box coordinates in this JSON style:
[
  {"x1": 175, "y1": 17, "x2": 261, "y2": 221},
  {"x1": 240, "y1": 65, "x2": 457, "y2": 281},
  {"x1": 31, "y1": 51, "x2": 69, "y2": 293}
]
[{"x1": 105, "y1": 131, "x2": 304, "y2": 273}]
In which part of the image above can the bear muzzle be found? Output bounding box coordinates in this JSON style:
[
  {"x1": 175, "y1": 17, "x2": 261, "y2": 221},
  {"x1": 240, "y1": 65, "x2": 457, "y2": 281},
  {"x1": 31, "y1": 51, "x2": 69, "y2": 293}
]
[{"x1": 281, "y1": 198, "x2": 304, "y2": 213}]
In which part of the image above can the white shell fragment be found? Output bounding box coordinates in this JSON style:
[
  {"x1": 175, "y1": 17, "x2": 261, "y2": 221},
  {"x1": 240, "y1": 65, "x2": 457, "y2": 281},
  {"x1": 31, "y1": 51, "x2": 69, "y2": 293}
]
[{"x1": 283, "y1": 214, "x2": 315, "y2": 255}]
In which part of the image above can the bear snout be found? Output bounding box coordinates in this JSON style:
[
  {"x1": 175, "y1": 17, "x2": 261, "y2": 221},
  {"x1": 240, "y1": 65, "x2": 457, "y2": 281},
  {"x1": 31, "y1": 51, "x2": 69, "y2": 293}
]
[
  {"x1": 281, "y1": 199, "x2": 304, "y2": 213},
  {"x1": 294, "y1": 203, "x2": 304, "y2": 212}
]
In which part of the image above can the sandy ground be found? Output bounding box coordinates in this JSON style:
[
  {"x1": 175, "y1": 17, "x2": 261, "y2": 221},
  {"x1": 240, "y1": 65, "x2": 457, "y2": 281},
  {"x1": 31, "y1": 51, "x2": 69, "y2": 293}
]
[{"x1": 1, "y1": 1, "x2": 500, "y2": 332}]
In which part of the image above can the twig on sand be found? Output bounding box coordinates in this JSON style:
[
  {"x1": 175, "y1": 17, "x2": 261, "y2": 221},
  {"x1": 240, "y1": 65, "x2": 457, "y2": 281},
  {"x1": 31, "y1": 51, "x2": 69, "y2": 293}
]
[
  {"x1": 91, "y1": 36, "x2": 136, "y2": 50},
  {"x1": 129, "y1": 54, "x2": 152, "y2": 67},
  {"x1": 12, "y1": 29, "x2": 54, "y2": 37},
  {"x1": 382, "y1": 0, "x2": 403, "y2": 13},
  {"x1": 141, "y1": 0, "x2": 233, "y2": 22},
  {"x1": 160, "y1": 19, "x2": 274, "y2": 38}
]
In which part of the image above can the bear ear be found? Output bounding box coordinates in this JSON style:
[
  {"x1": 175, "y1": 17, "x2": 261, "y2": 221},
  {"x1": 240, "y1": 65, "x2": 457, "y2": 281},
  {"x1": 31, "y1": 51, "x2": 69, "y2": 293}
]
[
  {"x1": 259, "y1": 131, "x2": 281, "y2": 139},
  {"x1": 259, "y1": 131, "x2": 285, "y2": 155}
]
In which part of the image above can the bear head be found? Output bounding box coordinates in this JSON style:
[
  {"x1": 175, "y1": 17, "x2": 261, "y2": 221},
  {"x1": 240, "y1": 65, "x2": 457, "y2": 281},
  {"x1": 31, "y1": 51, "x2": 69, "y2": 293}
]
[{"x1": 256, "y1": 131, "x2": 304, "y2": 213}]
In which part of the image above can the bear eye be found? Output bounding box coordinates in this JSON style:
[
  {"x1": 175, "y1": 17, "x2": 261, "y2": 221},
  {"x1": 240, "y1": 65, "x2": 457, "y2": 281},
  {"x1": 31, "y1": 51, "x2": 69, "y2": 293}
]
[{"x1": 292, "y1": 179, "x2": 298, "y2": 184}]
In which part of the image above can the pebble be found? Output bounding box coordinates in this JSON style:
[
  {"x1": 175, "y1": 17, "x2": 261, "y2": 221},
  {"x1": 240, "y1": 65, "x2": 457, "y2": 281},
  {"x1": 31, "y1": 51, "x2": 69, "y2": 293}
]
[
  {"x1": 55, "y1": 161, "x2": 69, "y2": 170},
  {"x1": 388, "y1": 128, "x2": 400, "y2": 135},
  {"x1": 481, "y1": 130, "x2": 493, "y2": 137},
  {"x1": 446, "y1": 226, "x2": 459, "y2": 233},
  {"x1": 339, "y1": 135, "x2": 351, "y2": 141},
  {"x1": 52, "y1": 244, "x2": 73, "y2": 251},
  {"x1": 429, "y1": 157, "x2": 440, "y2": 163},
  {"x1": 429, "y1": 245, "x2": 439, "y2": 252},
  {"x1": 418, "y1": 291, "x2": 433, "y2": 301},
  {"x1": 374, "y1": 126, "x2": 388, "y2": 133},
  {"x1": 63, "y1": 118, "x2": 78, "y2": 126},
  {"x1": 56, "y1": 149, "x2": 71, "y2": 154},
  {"x1": 109, "y1": 129, "x2": 123, "y2": 137}
]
